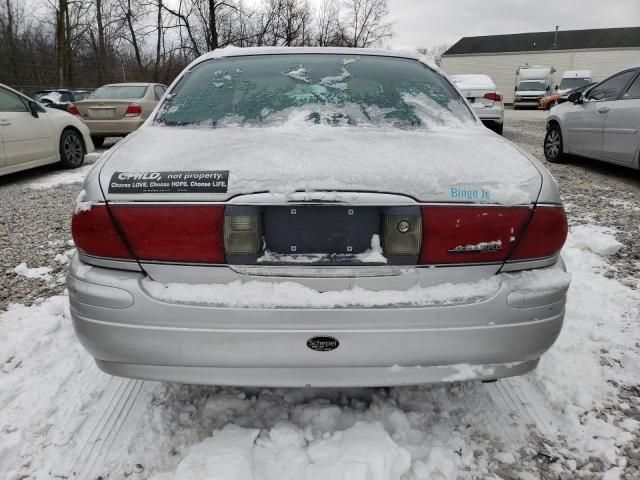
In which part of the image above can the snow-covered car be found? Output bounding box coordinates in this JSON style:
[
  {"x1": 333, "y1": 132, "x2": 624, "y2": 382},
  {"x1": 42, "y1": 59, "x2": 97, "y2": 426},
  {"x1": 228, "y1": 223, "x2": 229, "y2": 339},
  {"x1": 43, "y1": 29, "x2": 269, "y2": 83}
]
[
  {"x1": 0, "y1": 83, "x2": 93, "y2": 177},
  {"x1": 33, "y1": 89, "x2": 89, "y2": 112},
  {"x1": 450, "y1": 74, "x2": 504, "y2": 134},
  {"x1": 545, "y1": 66, "x2": 640, "y2": 169},
  {"x1": 68, "y1": 47, "x2": 570, "y2": 387},
  {"x1": 69, "y1": 82, "x2": 167, "y2": 148}
]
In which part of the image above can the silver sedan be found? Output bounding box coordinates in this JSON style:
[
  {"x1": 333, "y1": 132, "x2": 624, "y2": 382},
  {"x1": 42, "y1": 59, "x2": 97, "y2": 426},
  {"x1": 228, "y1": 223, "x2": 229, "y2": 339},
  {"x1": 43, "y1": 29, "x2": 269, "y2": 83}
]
[
  {"x1": 545, "y1": 65, "x2": 640, "y2": 169},
  {"x1": 68, "y1": 47, "x2": 570, "y2": 387}
]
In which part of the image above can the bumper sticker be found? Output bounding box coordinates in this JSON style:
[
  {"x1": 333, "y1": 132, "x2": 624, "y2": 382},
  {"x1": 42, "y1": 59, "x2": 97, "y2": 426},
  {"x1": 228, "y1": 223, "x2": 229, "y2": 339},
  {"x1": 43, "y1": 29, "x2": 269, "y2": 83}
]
[{"x1": 108, "y1": 171, "x2": 229, "y2": 194}]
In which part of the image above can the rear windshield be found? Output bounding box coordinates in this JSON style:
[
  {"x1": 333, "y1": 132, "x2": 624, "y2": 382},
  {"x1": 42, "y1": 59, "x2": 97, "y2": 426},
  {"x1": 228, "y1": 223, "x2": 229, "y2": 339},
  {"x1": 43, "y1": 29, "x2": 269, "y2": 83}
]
[
  {"x1": 89, "y1": 85, "x2": 148, "y2": 99},
  {"x1": 517, "y1": 81, "x2": 546, "y2": 91},
  {"x1": 155, "y1": 54, "x2": 474, "y2": 129},
  {"x1": 559, "y1": 78, "x2": 591, "y2": 90}
]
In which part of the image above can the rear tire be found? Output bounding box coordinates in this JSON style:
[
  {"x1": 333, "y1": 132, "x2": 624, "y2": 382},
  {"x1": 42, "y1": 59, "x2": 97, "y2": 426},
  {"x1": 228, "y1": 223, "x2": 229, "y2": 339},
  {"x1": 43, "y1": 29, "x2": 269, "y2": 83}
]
[
  {"x1": 91, "y1": 135, "x2": 105, "y2": 148},
  {"x1": 60, "y1": 129, "x2": 85, "y2": 169},
  {"x1": 544, "y1": 125, "x2": 566, "y2": 163}
]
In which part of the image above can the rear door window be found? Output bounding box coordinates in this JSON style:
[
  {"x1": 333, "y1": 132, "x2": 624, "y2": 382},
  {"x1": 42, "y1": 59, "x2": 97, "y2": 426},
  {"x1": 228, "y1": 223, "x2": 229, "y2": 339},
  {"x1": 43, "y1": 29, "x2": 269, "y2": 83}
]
[
  {"x1": 622, "y1": 71, "x2": 640, "y2": 99},
  {"x1": 154, "y1": 85, "x2": 166, "y2": 100}
]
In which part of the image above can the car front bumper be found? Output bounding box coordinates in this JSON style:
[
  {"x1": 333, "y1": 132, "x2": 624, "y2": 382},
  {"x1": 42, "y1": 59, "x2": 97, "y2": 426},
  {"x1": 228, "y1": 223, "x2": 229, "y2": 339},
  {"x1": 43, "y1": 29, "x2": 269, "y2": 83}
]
[{"x1": 67, "y1": 254, "x2": 568, "y2": 387}]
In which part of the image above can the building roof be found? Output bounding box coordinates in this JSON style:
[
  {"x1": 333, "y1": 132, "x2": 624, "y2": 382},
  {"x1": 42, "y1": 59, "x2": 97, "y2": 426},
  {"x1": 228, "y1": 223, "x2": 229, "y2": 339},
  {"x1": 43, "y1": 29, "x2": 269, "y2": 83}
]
[{"x1": 444, "y1": 27, "x2": 640, "y2": 56}]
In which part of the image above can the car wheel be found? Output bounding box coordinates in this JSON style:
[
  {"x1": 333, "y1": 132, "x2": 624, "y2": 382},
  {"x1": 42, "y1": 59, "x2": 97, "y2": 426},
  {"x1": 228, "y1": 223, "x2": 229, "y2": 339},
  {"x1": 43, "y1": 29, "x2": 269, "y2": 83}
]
[
  {"x1": 544, "y1": 125, "x2": 566, "y2": 163},
  {"x1": 91, "y1": 135, "x2": 105, "y2": 148},
  {"x1": 60, "y1": 129, "x2": 85, "y2": 168}
]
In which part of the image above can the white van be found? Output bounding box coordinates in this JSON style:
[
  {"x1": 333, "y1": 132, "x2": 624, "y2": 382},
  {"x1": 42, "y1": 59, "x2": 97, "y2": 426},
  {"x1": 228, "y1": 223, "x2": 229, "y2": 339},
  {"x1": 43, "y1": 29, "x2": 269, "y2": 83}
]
[
  {"x1": 556, "y1": 70, "x2": 593, "y2": 95},
  {"x1": 514, "y1": 66, "x2": 556, "y2": 109}
]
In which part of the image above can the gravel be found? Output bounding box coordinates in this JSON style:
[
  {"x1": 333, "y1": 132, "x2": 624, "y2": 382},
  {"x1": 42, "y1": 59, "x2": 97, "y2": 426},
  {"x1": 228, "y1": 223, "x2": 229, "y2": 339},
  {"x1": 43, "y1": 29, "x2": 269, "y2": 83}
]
[{"x1": 0, "y1": 118, "x2": 638, "y2": 310}]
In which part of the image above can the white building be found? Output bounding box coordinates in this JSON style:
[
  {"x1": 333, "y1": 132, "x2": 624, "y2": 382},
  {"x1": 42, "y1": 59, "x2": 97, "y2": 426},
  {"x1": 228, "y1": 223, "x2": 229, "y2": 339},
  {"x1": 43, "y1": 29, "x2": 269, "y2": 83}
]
[{"x1": 441, "y1": 27, "x2": 640, "y2": 104}]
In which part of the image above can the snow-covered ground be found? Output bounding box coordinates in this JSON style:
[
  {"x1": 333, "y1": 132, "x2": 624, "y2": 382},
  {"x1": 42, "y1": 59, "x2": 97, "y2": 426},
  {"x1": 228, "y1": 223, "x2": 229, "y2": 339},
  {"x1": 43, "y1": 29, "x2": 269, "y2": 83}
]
[{"x1": 1, "y1": 225, "x2": 638, "y2": 480}]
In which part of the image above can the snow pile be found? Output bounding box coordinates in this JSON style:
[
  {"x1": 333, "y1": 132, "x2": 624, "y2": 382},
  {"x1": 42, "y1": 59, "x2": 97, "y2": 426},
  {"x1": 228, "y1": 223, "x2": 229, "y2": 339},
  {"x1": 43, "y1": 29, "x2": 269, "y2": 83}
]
[
  {"x1": 155, "y1": 422, "x2": 410, "y2": 480},
  {"x1": 13, "y1": 262, "x2": 52, "y2": 280},
  {"x1": 568, "y1": 224, "x2": 623, "y2": 256},
  {"x1": 534, "y1": 225, "x2": 640, "y2": 469},
  {"x1": 257, "y1": 234, "x2": 387, "y2": 265}
]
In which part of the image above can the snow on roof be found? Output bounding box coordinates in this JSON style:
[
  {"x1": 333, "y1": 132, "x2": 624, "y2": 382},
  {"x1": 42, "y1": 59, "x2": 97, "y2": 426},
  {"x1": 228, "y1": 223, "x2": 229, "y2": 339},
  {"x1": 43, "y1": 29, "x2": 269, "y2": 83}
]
[
  {"x1": 191, "y1": 46, "x2": 439, "y2": 71},
  {"x1": 561, "y1": 70, "x2": 591, "y2": 78},
  {"x1": 449, "y1": 74, "x2": 496, "y2": 90}
]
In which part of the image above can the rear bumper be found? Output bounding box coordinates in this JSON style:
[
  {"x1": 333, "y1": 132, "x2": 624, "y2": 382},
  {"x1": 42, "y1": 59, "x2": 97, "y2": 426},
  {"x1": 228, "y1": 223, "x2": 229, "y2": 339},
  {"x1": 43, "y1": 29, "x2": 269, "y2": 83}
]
[
  {"x1": 473, "y1": 105, "x2": 504, "y2": 123},
  {"x1": 67, "y1": 254, "x2": 568, "y2": 387},
  {"x1": 83, "y1": 118, "x2": 145, "y2": 136}
]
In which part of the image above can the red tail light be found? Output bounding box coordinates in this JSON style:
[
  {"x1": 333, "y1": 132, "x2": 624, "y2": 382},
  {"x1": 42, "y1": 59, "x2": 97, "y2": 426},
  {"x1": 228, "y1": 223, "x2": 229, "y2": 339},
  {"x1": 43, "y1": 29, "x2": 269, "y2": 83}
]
[
  {"x1": 483, "y1": 92, "x2": 503, "y2": 102},
  {"x1": 125, "y1": 103, "x2": 142, "y2": 117},
  {"x1": 419, "y1": 206, "x2": 532, "y2": 264},
  {"x1": 509, "y1": 205, "x2": 568, "y2": 260},
  {"x1": 109, "y1": 205, "x2": 225, "y2": 263},
  {"x1": 68, "y1": 104, "x2": 80, "y2": 116},
  {"x1": 418, "y1": 205, "x2": 567, "y2": 265},
  {"x1": 72, "y1": 205, "x2": 132, "y2": 259}
]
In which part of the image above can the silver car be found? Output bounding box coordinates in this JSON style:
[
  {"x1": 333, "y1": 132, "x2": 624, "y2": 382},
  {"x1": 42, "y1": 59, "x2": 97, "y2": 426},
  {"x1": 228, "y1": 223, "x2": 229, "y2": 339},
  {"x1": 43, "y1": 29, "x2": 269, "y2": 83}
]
[
  {"x1": 68, "y1": 48, "x2": 569, "y2": 387},
  {"x1": 545, "y1": 65, "x2": 640, "y2": 168}
]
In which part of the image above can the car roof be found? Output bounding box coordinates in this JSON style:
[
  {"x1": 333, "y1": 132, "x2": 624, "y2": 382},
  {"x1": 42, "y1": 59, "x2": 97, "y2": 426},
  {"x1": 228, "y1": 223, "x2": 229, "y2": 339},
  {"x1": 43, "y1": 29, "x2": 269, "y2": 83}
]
[
  {"x1": 191, "y1": 46, "x2": 439, "y2": 71},
  {"x1": 101, "y1": 83, "x2": 153, "y2": 87}
]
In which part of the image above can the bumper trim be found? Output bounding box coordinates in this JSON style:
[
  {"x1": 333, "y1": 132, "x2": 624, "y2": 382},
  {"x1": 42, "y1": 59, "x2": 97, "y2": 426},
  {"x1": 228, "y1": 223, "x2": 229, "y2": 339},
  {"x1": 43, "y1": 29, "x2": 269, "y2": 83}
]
[{"x1": 95, "y1": 358, "x2": 540, "y2": 387}]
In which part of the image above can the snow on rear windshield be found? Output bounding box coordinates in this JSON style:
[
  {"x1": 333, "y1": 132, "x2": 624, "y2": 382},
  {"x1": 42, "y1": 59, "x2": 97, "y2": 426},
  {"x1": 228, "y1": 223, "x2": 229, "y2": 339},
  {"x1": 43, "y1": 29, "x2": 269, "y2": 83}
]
[
  {"x1": 156, "y1": 54, "x2": 474, "y2": 129},
  {"x1": 89, "y1": 85, "x2": 148, "y2": 99}
]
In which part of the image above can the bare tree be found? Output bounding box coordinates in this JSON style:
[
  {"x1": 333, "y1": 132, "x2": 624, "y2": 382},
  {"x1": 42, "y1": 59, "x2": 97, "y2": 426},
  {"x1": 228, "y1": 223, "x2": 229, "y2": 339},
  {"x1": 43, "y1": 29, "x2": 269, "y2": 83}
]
[
  {"x1": 343, "y1": 0, "x2": 391, "y2": 48},
  {"x1": 418, "y1": 43, "x2": 450, "y2": 67},
  {"x1": 315, "y1": 0, "x2": 341, "y2": 47}
]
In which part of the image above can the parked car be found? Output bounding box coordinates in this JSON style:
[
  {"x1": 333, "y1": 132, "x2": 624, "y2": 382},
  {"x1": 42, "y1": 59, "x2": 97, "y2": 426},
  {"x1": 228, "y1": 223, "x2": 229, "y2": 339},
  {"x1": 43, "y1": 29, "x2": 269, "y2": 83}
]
[
  {"x1": 0, "y1": 83, "x2": 93, "y2": 176},
  {"x1": 539, "y1": 82, "x2": 597, "y2": 110},
  {"x1": 33, "y1": 89, "x2": 91, "y2": 111},
  {"x1": 545, "y1": 66, "x2": 640, "y2": 169},
  {"x1": 69, "y1": 48, "x2": 569, "y2": 387},
  {"x1": 450, "y1": 74, "x2": 504, "y2": 134},
  {"x1": 69, "y1": 82, "x2": 167, "y2": 147}
]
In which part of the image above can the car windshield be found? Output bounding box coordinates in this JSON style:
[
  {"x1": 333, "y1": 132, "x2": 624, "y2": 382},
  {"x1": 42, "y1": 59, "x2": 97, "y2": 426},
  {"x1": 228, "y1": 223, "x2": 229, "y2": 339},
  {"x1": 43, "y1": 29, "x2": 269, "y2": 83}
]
[
  {"x1": 155, "y1": 54, "x2": 474, "y2": 129},
  {"x1": 559, "y1": 78, "x2": 590, "y2": 90},
  {"x1": 89, "y1": 85, "x2": 147, "y2": 99},
  {"x1": 517, "y1": 81, "x2": 546, "y2": 91}
]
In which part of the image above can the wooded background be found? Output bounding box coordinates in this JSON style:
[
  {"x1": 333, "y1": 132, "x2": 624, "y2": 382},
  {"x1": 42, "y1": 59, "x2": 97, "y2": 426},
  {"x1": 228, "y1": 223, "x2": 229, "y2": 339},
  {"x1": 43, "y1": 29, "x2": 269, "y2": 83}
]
[{"x1": 0, "y1": 0, "x2": 449, "y2": 95}]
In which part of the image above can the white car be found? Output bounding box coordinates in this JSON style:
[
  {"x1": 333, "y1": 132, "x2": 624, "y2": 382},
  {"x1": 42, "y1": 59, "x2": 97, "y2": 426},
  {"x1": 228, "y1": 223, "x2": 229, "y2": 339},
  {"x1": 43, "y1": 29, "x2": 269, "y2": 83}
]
[
  {"x1": 545, "y1": 66, "x2": 640, "y2": 169},
  {"x1": 450, "y1": 74, "x2": 504, "y2": 134},
  {"x1": 0, "y1": 83, "x2": 94, "y2": 177}
]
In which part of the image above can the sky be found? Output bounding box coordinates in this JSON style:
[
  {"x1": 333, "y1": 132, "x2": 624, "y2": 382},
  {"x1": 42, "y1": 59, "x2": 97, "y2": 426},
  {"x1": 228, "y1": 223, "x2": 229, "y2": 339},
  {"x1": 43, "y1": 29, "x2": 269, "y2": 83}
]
[{"x1": 387, "y1": 0, "x2": 640, "y2": 48}]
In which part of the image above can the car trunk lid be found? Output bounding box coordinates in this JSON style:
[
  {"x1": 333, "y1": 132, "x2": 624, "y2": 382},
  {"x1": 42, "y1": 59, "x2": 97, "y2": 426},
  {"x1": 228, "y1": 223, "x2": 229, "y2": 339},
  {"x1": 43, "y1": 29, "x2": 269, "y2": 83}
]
[{"x1": 75, "y1": 100, "x2": 134, "y2": 120}]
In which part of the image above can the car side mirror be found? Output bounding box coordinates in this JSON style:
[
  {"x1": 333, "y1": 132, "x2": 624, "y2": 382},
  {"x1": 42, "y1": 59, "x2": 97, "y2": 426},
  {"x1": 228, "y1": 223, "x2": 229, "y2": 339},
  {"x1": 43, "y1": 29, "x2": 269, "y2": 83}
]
[
  {"x1": 554, "y1": 85, "x2": 559, "y2": 90},
  {"x1": 568, "y1": 91, "x2": 583, "y2": 104},
  {"x1": 28, "y1": 101, "x2": 40, "y2": 118},
  {"x1": 546, "y1": 85, "x2": 550, "y2": 91}
]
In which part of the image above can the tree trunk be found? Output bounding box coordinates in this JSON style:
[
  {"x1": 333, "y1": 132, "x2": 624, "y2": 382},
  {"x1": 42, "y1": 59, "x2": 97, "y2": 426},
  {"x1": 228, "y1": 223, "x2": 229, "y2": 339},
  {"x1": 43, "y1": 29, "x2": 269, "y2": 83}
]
[
  {"x1": 126, "y1": 0, "x2": 143, "y2": 73},
  {"x1": 96, "y1": 0, "x2": 105, "y2": 83},
  {"x1": 154, "y1": 0, "x2": 162, "y2": 81},
  {"x1": 208, "y1": 0, "x2": 218, "y2": 51},
  {"x1": 56, "y1": 0, "x2": 67, "y2": 86}
]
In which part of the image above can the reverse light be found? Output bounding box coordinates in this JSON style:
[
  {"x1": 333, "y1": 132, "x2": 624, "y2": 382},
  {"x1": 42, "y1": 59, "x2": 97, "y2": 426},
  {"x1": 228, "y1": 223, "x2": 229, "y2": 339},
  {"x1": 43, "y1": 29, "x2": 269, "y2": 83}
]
[
  {"x1": 125, "y1": 103, "x2": 142, "y2": 117},
  {"x1": 224, "y1": 214, "x2": 262, "y2": 255},
  {"x1": 67, "y1": 104, "x2": 80, "y2": 116}
]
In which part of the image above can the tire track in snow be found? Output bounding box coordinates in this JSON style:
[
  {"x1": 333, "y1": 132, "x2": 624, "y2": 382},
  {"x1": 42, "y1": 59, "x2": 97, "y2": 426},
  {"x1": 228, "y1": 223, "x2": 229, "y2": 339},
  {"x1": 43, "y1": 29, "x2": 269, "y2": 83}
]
[{"x1": 64, "y1": 377, "x2": 146, "y2": 479}]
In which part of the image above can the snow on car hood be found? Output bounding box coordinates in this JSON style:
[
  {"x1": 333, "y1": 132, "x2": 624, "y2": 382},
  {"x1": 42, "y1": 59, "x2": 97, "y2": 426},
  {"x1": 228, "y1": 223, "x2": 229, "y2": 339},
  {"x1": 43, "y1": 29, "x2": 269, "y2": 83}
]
[{"x1": 99, "y1": 125, "x2": 542, "y2": 204}]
